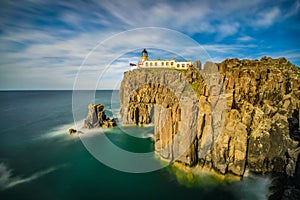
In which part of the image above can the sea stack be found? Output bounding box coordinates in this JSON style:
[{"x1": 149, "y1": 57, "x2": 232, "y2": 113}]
[{"x1": 84, "y1": 104, "x2": 117, "y2": 128}]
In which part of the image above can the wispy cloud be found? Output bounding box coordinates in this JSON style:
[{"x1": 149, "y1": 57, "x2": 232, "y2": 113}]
[
  {"x1": 237, "y1": 36, "x2": 255, "y2": 42},
  {"x1": 0, "y1": 0, "x2": 299, "y2": 89},
  {"x1": 254, "y1": 7, "x2": 281, "y2": 27},
  {"x1": 283, "y1": 0, "x2": 300, "y2": 18},
  {"x1": 202, "y1": 44, "x2": 257, "y2": 53},
  {"x1": 216, "y1": 22, "x2": 240, "y2": 40}
]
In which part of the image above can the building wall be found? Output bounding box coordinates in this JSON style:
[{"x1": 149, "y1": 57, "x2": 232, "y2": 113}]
[{"x1": 138, "y1": 59, "x2": 192, "y2": 70}]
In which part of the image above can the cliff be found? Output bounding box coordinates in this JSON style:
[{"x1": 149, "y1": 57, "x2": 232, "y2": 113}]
[{"x1": 120, "y1": 57, "x2": 300, "y2": 177}]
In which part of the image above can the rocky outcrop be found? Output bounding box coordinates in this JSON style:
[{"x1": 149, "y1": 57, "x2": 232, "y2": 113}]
[
  {"x1": 120, "y1": 69, "x2": 199, "y2": 165},
  {"x1": 120, "y1": 57, "x2": 300, "y2": 177},
  {"x1": 84, "y1": 104, "x2": 117, "y2": 128},
  {"x1": 68, "y1": 128, "x2": 77, "y2": 135}
]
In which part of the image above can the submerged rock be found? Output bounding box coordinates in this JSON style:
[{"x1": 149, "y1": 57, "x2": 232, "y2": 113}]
[{"x1": 83, "y1": 104, "x2": 117, "y2": 128}]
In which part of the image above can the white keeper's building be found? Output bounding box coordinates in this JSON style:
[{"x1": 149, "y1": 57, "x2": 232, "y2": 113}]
[{"x1": 134, "y1": 49, "x2": 192, "y2": 70}]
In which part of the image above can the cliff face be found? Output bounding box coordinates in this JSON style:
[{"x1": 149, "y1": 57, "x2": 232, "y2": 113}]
[
  {"x1": 120, "y1": 69, "x2": 199, "y2": 165},
  {"x1": 120, "y1": 57, "x2": 300, "y2": 177}
]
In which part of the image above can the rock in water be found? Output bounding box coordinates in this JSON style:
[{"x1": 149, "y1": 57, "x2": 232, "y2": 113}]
[
  {"x1": 68, "y1": 128, "x2": 77, "y2": 135},
  {"x1": 83, "y1": 104, "x2": 117, "y2": 128}
]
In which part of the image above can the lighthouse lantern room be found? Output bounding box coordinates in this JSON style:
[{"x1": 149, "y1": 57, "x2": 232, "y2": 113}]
[{"x1": 141, "y1": 49, "x2": 148, "y2": 61}]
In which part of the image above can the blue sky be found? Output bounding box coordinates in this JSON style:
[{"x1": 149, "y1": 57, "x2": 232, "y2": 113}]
[{"x1": 0, "y1": 0, "x2": 299, "y2": 90}]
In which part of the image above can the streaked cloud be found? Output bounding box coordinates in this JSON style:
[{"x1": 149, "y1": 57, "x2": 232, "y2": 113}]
[
  {"x1": 254, "y1": 7, "x2": 281, "y2": 27},
  {"x1": 0, "y1": 0, "x2": 299, "y2": 89},
  {"x1": 216, "y1": 23, "x2": 240, "y2": 40},
  {"x1": 237, "y1": 36, "x2": 255, "y2": 42}
]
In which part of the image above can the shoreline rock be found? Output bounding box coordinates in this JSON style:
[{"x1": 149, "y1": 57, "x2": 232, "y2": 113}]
[{"x1": 83, "y1": 104, "x2": 118, "y2": 129}]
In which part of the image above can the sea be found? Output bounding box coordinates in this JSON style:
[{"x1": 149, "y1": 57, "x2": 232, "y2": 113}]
[{"x1": 0, "y1": 90, "x2": 271, "y2": 200}]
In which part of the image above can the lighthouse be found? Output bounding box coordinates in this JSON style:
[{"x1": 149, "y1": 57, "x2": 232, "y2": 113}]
[
  {"x1": 141, "y1": 49, "x2": 148, "y2": 62},
  {"x1": 137, "y1": 48, "x2": 192, "y2": 70}
]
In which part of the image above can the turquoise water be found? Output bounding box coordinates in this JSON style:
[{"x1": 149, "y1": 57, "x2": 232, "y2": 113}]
[{"x1": 0, "y1": 91, "x2": 270, "y2": 199}]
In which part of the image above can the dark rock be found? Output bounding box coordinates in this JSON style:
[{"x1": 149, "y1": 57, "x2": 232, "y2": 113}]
[
  {"x1": 282, "y1": 188, "x2": 300, "y2": 200},
  {"x1": 68, "y1": 128, "x2": 77, "y2": 135}
]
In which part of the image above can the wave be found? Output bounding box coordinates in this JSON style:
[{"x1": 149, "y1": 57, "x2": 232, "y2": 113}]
[
  {"x1": 0, "y1": 162, "x2": 65, "y2": 191},
  {"x1": 78, "y1": 127, "x2": 108, "y2": 138},
  {"x1": 38, "y1": 119, "x2": 154, "y2": 142},
  {"x1": 233, "y1": 173, "x2": 272, "y2": 200},
  {"x1": 140, "y1": 133, "x2": 154, "y2": 141},
  {"x1": 38, "y1": 120, "x2": 111, "y2": 141},
  {"x1": 37, "y1": 120, "x2": 85, "y2": 141}
]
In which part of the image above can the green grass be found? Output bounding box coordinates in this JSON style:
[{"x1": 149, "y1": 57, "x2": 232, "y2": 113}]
[{"x1": 191, "y1": 82, "x2": 202, "y2": 99}]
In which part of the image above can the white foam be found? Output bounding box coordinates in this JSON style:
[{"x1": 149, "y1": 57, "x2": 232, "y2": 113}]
[
  {"x1": 38, "y1": 120, "x2": 85, "y2": 141},
  {"x1": 0, "y1": 162, "x2": 65, "y2": 190},
  {"x1": 140, "y1": 133, "x2": 154, "y2": 141},
  {"x1": 233, "y1": 173, "x2": 272, "y2": 200},
  {"x1": 78, "y1": 127, "x2": 107, "y2": 138},
  {"x1": 32, "y1": 118, "x2": 116, "y2": 143}
]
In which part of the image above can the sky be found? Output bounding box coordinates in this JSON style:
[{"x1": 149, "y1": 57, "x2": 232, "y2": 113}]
[{"x1": 0, "y1": 0, "x2": 299, "y2": 90}]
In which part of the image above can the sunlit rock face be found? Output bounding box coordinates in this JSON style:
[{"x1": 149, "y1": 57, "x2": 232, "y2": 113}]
[
  {"x1": 120, "y1": 57, "x2": 300, "y2": 177},
  {"x1": 84, "y1": 104, "x2": 117, "y2": 128}
]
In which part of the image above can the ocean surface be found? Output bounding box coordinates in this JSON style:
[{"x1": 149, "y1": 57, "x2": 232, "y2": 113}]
[{"x1": 0, "y1": 91, "x2": 271, "y2": 200}]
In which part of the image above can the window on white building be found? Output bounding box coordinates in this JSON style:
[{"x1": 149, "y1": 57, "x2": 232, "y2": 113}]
[{"x1": 166, "y1": 62, "x2": 169, "y2": 66}]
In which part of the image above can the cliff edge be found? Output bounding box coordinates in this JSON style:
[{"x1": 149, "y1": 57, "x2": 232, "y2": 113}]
[{"x1": 120, "y1": 57, "x2": 300, "y2": 177}]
